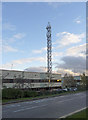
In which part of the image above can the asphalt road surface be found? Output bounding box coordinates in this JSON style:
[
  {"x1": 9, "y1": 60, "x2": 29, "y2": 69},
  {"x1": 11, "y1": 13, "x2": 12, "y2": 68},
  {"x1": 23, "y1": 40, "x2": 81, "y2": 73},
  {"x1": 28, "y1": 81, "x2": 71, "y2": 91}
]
[{"x1": 2, "y1": 91, "x2": 87, "y2": 119}]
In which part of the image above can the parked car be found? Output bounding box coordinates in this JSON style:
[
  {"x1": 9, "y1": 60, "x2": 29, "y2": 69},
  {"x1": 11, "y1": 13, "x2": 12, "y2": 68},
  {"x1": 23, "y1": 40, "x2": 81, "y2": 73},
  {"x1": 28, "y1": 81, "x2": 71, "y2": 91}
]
[
  {"x1": 62, "y1": 88, "x2": 68, "y2": 92},
  {"x1": 67, "y1": 88, "x2": 72, "y2": 91},
  {"x1": 73, "y1": 88, "x2": 77, "y2": 91},
  {"x1": 68, "y1": 87, "x2": 77, "y2": 91}
]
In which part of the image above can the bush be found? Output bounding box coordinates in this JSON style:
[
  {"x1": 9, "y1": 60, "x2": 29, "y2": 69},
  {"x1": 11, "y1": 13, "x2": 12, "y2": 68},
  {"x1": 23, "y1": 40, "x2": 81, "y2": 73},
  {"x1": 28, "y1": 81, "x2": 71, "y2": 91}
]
[
  {"x1": 77, "y1": 85, "x2": 86, "y2": 91},
  {"x1": 2, "y1": 88, "x2": 24, "y2": 99},
  {"x1": 2, "y1": 88, "x2": 38, "y2": 99}
]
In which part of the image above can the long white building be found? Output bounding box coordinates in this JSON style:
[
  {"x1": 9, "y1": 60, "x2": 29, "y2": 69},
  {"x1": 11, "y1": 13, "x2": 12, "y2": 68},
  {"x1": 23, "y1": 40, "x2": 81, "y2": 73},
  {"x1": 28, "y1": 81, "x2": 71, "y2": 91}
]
[{"x1": 1, "y1": 69, "x2": 62, "y2": 90}]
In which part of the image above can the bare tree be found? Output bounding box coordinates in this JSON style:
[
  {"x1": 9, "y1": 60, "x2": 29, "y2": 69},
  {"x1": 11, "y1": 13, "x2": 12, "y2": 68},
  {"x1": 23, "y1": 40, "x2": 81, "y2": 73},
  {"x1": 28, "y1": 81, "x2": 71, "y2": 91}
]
[
  {"x1": 62, "y1": 73, "x2": 77, "y2": 88},
  {"x1": 13, "y1": 72, "x2": 25, "y2": 89},
  {"x1": 80, "y1": 73, "x2": 86, "y2": 87}
]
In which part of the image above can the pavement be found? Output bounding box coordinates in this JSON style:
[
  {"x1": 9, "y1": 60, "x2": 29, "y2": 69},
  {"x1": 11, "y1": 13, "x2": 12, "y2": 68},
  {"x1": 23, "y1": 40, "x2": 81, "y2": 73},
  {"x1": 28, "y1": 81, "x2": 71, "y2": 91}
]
[{"x1": 2, "y1": 91, "x2": 87, "y2": 119}]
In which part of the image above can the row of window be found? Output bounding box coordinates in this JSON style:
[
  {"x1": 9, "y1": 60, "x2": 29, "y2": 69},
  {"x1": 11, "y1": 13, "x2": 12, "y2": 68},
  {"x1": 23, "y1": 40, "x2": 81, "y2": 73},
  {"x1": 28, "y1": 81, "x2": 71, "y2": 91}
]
[{"x1": 2, "y1": 79, "x2": 61, "y2": 83}]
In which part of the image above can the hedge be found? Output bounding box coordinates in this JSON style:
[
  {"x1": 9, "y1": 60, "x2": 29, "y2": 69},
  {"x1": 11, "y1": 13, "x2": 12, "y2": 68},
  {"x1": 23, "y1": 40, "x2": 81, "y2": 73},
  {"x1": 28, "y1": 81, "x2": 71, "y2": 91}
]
[{"x1": 2, "y1": 88, "x2": 38, "y2": 99}]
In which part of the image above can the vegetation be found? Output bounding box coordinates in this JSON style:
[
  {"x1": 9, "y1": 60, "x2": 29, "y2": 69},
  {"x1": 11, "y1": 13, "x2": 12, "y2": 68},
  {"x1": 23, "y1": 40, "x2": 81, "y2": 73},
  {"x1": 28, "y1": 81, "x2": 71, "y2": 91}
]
[
  {"x1": 2, "y1": 88, "x2": 86, "y2": 103},
  {"x1": 62, "y1": 73, "x2": 77, "y2": 89},
  {"x1": 80, "y1": 73, "x2": 86, "y2": 86},
  {"x1": 58, "y1": 108, "x2": 88, "y2": 120},
  {"x1": 67, "y1": 108, "x2": 88, "y2": 119},
  {"x1": 2, "y1": 88, "x2": 38, "y2": 99},
  {"x1": 62, "y1": 72, "x2": 87, "y2": 91}
]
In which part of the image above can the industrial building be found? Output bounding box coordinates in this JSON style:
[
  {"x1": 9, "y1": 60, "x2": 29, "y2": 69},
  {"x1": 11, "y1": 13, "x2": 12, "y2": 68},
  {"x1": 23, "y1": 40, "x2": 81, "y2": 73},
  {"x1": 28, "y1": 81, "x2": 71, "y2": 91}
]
[{"x1": 1, "y1": 69, "x2": 62, "y2": 90}]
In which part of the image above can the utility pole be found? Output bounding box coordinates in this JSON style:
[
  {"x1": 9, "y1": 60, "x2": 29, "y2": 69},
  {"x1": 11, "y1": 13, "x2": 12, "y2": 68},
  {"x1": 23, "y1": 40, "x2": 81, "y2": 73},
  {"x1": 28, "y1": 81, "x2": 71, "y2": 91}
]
[{"x1": 46, "y1": 22, "x2": 52, "y2": 90}]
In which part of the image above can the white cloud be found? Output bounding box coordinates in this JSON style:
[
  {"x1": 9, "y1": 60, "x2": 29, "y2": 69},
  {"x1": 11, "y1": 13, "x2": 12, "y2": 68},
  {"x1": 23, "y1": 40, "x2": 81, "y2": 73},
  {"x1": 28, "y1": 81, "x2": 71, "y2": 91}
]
[
  {"x1": 52, "y1": 52, "x2": 63, "y2": 57},
  {"x1": 3, "y1": 23, "x2": 16, "y2": 31},
  {"x1": 74, "y1": 16, "x2": 81, "y2": 24},
  {"x1": 3, "y1": 33, "x2": 26, "y2": 46},
  {"x1": 57, "y1": 68, "x2": 80, "y2": 76},
  {"x1": 33, "y1": 46, "x2": 54, "y2": 54},
  {"x1": 25, "y1": 66, "x2": 47, "y2": 72},
  {"x1": 66, "y1": 43, "x2": 86, "y2": 58},
  {"x1": 13, "y1": 33, "x2": 26, "y2": 39},
  {"x1": 76, "y1": 20, "x2": 81, "y2": 24},
  {"x1": 13, "y1": 56, "x2": 46, "y2": 64},
  {"x1": 2, "y1": 45, "x2": 18, "y2": 53},
  {"x1": 53, "y1": 43, "x2": 86, "y2": 75},
  {"x1": 32, "y1": 47, "x2": 47, "y2": 54},
  {"x1": 1, "y1": 56, "x2": 46, "y2": 70},
  {"x1": 55, "y1": 32, "x2": 85, "y2": 47},
  {"x1": 2, "y1": 43, "x2": 24, "y2": 53}
]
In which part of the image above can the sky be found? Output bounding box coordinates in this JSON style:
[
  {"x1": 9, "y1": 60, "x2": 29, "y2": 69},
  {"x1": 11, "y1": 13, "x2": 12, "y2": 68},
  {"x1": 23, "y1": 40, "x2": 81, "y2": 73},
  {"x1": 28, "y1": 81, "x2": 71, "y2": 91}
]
[{"x1": 1, "y1": 2, "x2": 86, "y2": 76}]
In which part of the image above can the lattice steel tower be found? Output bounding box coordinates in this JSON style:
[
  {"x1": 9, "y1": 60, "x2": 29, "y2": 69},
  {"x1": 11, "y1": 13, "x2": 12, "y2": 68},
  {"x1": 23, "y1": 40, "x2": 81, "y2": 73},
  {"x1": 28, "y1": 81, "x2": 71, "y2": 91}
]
[{"x1": 46, "y1": 22, "x2": 52, "y2": 81}]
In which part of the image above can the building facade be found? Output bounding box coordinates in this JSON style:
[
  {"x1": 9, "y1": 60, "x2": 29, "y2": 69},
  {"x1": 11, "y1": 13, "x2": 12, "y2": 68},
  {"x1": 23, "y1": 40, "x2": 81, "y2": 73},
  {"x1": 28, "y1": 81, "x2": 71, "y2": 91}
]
[{"x1": 1, "y1": 69, "x2": 62, "y2": 90}]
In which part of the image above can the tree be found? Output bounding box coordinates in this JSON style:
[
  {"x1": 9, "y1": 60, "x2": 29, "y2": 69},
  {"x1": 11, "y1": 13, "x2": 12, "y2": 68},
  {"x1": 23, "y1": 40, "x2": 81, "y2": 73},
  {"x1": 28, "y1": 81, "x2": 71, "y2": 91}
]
[
  {"x1": 68, "y1": 75, "x2": 77, "y2": 87},
  {"x1": 80, "y1": 73, "x2": 86, "y2": 87},
  {"x1": 62, "y1": 73, "x2": 68, "y2": 88},
  {"x1": 62, "y1": 73, "x2": 77, "y2": 88},
  {"x1": 13, "y1": 72, "x2": 25, "y2": 89}
]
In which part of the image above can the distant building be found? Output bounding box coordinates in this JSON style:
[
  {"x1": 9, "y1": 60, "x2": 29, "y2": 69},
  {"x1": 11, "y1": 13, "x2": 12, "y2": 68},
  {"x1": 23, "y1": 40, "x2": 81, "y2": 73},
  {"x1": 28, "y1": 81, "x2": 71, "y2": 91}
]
[{"x1": 0, "y1": 69, "x2": 62, "y2": 90}]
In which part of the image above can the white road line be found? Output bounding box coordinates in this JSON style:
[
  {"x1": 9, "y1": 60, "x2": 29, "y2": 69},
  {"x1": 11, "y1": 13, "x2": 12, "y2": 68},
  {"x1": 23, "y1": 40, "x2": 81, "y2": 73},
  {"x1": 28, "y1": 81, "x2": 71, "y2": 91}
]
[
  {"x1": 3, "y1": 95, "x2": 86, "y2": 113},
  {"x1": 59, "y1": 107, "x2": 87, "y2": 118},
  {"x1": 57, "y1": 95, "x2": 86, "y2": 104},
  {"x1": 4, "y1": 94, "x2": 86, "y2": 111},
  {"x1": 13, "y1": 104, "x2": 47, "y2": 113},
  {"x1": 4, "y1": 104, "x2": 21, "y2": 108},
  {"x1": 4, "y1": 92, "x2": 86, "y2": 108},
  {"x1": 13, "y1": 95, "x2": 86, "y2": 113}
]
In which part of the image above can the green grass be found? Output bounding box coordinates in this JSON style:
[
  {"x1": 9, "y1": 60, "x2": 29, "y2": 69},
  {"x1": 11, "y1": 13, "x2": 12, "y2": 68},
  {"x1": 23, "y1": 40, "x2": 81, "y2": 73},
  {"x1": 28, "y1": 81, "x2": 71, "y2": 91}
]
[
  {"x1": 2, "y1": 90, "x2": 85, "y2": 104},
  {"x1": 57, "y1": 108, "x2": 88, "y2": 120},
  {"x1": 67, "y1": 108, "x2": 88, "y2": 119}
]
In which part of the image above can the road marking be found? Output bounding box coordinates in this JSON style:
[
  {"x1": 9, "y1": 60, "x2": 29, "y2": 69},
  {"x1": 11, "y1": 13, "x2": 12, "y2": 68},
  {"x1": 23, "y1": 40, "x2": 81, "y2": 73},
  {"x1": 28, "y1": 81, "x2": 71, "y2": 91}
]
[
  {"x1": 3, "y1": 95, "x2": 86, "y2": 114},
  {"x1": 13, "y1": 104, "x2": 47, "y2": 113},
  {"x1": 59, "y1": 107, "x2": 87, "y2": 118},
  {"x1": 4, "y1": 94, "x2": 86, "y2": 111},
  {"x1": 57, "y1": 95, "x2": 86, "y2": 104},
  {"x1": 13, "y1": 95, "x2": 86, "y2": 113}
]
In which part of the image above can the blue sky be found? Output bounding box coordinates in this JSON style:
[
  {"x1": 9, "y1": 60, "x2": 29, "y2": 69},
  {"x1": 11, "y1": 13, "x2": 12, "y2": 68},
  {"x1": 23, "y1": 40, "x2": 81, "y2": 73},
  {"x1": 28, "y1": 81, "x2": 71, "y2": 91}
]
[{"x1": 1, "y1": 2, "x2": 86, "y2": 75}]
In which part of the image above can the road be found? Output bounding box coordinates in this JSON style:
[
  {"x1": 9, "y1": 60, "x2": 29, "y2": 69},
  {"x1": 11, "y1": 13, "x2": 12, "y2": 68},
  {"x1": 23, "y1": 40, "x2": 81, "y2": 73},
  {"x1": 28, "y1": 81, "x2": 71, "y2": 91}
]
[{"x1": 2, "y1": 91, "x2": 87, "y2": 119}]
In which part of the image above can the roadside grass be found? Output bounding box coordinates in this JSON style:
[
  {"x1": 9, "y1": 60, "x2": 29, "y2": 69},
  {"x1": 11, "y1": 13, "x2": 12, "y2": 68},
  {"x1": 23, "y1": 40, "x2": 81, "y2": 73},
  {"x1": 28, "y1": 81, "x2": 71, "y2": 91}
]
[
  {"x1": 58, "y1": 108, "x2": 88, "y2": 120},
  {"x1": 2, "y1": 90, "x2": 85, "y2": 104},
  {"x1": 66, "y1": 108, "x2": 88, "y2": 119}
]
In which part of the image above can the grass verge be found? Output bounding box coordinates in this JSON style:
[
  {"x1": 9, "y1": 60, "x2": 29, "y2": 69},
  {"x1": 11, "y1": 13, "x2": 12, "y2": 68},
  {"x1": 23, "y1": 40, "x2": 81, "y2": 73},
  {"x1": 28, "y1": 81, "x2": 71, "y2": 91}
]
[
  {"x1": 67, "y1": 108, "x2": 88, "y2": 119},
  {"x1": 58, "y1": 108, "x2": 88, "y2": 120}
]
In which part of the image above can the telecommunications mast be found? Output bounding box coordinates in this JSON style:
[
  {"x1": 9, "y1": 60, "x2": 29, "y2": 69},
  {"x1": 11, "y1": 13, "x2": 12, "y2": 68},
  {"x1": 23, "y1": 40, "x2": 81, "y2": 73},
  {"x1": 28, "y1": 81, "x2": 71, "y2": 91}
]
[{"x1": 46, "y1": 22, "x2": 52, "y2": 83}]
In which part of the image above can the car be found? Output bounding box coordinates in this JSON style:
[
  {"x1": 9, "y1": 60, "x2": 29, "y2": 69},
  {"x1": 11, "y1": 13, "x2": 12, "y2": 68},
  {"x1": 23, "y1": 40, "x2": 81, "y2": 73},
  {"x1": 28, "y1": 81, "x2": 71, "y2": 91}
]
[
  {"x1": 73, "y1": 88, "x2": 77, "y2": 91},
  {"x1": 67, "y1": 88, "x2": 72, "y2": 91},
  {"x1": 62, "y1": 88, "x2": 68, "y2": 92}
]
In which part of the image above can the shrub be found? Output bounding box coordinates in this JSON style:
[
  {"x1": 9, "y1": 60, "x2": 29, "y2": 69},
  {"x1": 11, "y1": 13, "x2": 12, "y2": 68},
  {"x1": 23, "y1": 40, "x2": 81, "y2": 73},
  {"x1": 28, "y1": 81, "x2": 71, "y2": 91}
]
[{"x1": 2, "y1": 88, "x2": 24, "y2": 99}]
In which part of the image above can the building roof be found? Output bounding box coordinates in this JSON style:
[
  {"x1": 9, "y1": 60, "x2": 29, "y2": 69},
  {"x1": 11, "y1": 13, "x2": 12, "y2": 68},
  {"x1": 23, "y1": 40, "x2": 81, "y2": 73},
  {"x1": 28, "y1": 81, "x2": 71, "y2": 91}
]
[{"x1": 0, "y1": 69, "x2": 61, "y2": 75}]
